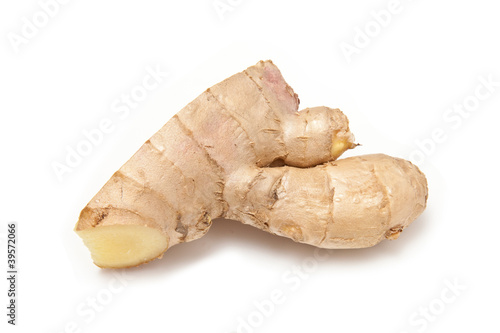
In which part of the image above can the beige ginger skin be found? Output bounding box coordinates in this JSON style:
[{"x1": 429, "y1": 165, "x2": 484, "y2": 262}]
[{"x1": 75, "y1": 60, "x2": 428, "y2": 268}]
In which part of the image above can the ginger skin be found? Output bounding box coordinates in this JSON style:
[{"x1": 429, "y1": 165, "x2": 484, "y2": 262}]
[{"x1": 75, "y1": 61, "x2": 428, "y2": 268}]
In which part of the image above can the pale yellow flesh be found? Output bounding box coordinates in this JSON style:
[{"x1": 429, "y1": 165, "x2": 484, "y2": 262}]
[
  {"x1": 76, "y1": 225, "x2": 168, "y2": 268},
  {"x1": 331, "y1": 138, "x2": 351, "y2": 160}
]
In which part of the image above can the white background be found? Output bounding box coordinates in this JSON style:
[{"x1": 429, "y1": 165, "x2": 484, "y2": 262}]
[{"x1": 1, "y1": 0, "x2": 499, "y2": 332}]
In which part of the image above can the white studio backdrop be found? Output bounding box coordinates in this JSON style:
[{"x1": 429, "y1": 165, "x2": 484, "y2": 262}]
[{"x1": 1, "y1": 1, "x2": 499, "y2": 332}]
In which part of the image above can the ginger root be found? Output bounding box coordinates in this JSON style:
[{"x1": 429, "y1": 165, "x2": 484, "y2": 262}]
[{"x1": 75, "y1": 60, "x2": 428, "y2": 268}]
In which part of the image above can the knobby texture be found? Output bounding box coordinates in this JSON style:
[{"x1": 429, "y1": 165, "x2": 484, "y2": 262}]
[{"x1": 75, "y1": 60, "x2": 428, "y2": 268}]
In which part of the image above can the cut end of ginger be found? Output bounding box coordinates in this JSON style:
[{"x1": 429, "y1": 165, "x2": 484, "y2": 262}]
[
  {"x1": 76, "y1": 225, "x2": 168, "y2": 268},
  {"x1": 331, "y1": 139, "x2": 350, "y2": 160}
]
